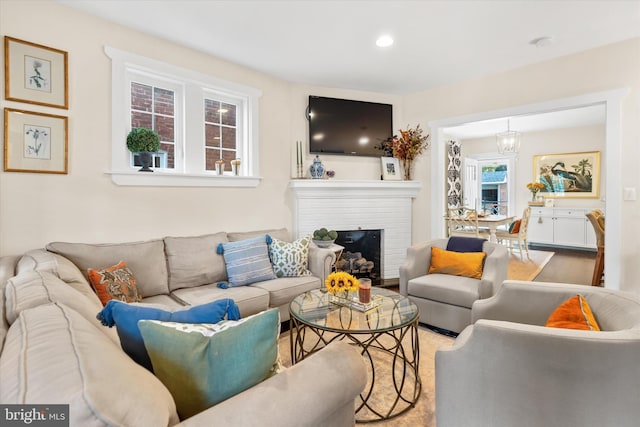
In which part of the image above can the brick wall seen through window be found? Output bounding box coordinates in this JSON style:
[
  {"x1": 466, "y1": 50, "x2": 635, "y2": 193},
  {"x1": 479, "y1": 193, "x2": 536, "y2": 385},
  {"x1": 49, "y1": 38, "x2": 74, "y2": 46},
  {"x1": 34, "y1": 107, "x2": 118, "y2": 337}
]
[
  {"x1": 204, "y1": 99, "x2": 237, "y2": 172},
  {"x1": 131, "y1": 82, "x2": 175, "y2": 168}
]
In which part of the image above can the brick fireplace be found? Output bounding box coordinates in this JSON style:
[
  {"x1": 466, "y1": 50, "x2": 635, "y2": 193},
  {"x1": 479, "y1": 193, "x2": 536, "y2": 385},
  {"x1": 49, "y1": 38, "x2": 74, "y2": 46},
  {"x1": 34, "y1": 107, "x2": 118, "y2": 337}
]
[{"x1": 289, "y1": 180, "x2": 421, "y2": 284}]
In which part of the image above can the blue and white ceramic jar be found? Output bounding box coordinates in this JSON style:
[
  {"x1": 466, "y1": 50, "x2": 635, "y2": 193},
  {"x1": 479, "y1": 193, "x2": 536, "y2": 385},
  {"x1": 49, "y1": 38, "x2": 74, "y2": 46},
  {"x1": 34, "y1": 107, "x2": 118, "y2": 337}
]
[{"x1": 309, "y1": 155, "x2": 325, "y2": 179}]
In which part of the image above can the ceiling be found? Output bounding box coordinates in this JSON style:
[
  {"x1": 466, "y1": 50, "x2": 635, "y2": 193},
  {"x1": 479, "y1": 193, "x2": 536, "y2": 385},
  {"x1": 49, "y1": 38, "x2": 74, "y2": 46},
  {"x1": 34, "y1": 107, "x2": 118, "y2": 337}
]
[
  {"x1": 57, "y1": 0, "x2": 640, "y2": 95},
  {"x1": 443, "y1": 104, "x2": 606, "y2": 139}
]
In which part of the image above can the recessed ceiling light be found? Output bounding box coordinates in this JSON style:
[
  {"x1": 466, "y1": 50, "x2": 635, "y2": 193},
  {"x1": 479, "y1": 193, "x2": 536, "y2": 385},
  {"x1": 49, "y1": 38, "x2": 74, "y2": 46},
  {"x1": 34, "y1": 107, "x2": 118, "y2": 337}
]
[
  {"x1": 530, "y1": 36, "x2": 555, "y2": 48},
  {"x1": 376, "y1": 35, "x2": 394, "y2": 48}
]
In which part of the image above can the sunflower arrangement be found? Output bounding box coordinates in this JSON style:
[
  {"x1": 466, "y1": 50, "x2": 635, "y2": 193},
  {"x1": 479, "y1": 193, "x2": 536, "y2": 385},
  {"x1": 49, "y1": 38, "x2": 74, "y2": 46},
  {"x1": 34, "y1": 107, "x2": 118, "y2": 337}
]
[
  {"x1": 526, "y1": 181, "x2": 545, "y2": 201},
  {"x1": 325, "y1": 271, "x2": 359, "y2": 296}
]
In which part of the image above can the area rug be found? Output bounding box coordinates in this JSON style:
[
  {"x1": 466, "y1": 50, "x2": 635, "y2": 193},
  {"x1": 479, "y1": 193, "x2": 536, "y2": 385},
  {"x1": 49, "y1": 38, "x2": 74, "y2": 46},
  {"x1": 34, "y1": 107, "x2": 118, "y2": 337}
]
[
  {"x1": 278, "y1": 326, "x2": 454, "y2": 426},
  {"x1": 507, "y1": 249, "x2": 554, "y2": 281}
]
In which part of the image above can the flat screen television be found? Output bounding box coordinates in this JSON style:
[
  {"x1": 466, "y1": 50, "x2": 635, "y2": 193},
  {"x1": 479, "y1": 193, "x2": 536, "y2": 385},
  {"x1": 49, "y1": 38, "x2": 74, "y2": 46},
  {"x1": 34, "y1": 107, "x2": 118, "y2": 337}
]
[{"x1": 307, "y1": 96, "x2": 393, "y2": 157}]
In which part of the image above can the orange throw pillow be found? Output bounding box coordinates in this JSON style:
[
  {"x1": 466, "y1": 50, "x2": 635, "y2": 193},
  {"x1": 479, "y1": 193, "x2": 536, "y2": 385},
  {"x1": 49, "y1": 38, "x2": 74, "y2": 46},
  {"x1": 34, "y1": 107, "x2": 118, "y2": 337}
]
[
  {"x1": 545, "y1": 295, "x2": 600, "y2": 331},
  {"x1": 88, "y1": 261, "x2": 142, "y2": 306},
  {"x1": 428, "y1": 246, "x2": 486, "y2": 279}
]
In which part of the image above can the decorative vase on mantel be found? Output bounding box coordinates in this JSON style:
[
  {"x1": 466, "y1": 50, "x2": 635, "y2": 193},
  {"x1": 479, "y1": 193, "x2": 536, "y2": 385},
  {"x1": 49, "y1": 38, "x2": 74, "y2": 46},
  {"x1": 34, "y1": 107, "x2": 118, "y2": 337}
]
[
  {"x1": 309, "y1": 155, "x2": 325, "y2": 179},
  {"x1": 400, "y1": 158, "x2": 413, "y2": 180}
]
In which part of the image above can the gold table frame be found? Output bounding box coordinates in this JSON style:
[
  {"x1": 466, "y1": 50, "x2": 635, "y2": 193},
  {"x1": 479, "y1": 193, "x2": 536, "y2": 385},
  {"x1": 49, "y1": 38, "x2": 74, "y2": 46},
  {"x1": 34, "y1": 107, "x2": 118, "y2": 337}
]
[{"x1": 289, "y1": 288, "x2": 420, "y2": 423}]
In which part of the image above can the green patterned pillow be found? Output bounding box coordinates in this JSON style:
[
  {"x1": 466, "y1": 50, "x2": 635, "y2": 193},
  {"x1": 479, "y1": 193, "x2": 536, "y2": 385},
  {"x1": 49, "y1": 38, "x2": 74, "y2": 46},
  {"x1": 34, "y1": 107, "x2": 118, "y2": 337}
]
[
  {"x1": 138, "y1": 308, "x2": 281, "y2": 420},
  {"x1": 268, "y1": 235, "x2": 312, "y2": 278}
]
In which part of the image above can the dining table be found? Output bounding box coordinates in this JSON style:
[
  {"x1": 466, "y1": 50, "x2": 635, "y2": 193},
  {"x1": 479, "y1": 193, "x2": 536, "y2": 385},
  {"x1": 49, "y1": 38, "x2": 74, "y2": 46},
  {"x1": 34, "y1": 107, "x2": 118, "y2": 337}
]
[{"x1": 476, "y1": 214, "x2": 514, "y2": 243}]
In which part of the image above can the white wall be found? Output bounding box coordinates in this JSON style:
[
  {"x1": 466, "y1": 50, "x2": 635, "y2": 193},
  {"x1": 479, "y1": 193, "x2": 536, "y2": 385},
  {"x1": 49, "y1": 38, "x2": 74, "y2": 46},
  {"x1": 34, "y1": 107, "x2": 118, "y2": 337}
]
[
  {"x1": 404, "y1": 38, "x2": 640, "y2": 292},
  {"x1": 461, "y1": 124, "x2": 606, "y2": 214},
  {"x1": 0, "y1": 1, "x2": 401, "y2": 255},
  {"x1": 2, "y1": 2, "x2": 639, "y2": 292}
]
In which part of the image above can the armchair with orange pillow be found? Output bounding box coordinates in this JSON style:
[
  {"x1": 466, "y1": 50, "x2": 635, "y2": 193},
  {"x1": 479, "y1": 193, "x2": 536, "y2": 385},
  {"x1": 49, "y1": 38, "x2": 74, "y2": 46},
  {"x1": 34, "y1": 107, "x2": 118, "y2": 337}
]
[
  {"x1": 435, "y1": 280, "x2": 640, "y2": 427},
  {"x1": 399, "y1": 237, "x2": 508, "y2": 334}
]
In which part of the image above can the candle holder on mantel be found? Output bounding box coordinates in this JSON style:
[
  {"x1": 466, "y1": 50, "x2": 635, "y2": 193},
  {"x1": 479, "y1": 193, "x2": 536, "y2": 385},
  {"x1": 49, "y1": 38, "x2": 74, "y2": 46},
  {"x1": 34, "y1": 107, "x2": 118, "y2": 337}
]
[{"x1": 295, "y1": 140, "x2": 305, "y2": 179}]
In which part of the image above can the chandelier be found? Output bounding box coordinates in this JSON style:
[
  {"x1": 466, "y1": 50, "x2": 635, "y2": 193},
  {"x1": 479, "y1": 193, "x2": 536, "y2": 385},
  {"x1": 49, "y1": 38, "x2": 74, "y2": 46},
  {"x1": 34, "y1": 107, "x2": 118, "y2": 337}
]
[{"x1": 496, "y1": 119, "x2": 521, "y2": 155}]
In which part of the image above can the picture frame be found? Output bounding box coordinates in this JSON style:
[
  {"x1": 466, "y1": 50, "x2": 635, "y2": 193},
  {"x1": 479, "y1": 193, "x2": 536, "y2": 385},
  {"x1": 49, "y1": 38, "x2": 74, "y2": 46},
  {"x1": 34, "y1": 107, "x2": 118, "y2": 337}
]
[
  {"x1": 381, "y1": 157, "x2": 401, "y2": 181},
  {"x1": 4, "y1": 36, "x2": 69, "y2": 109},
  {"x1": 533, "y1": 151, "x2": 600, "y2": 198},
  {"x1": 4, "y1": 108, "x2": 68, "y2": 174}
]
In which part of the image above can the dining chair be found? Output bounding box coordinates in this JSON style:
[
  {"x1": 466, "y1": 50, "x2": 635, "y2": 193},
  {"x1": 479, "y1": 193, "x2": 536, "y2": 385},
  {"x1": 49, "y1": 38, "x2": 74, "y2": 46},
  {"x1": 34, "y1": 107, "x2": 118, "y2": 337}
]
[
  {"x1": 495, "y1": 207, "x2": 531, "y2": 261},
  {"x1": 446, "y1": 208, "x2": 487, "y2": 238},
  {"x1": 586, "y1": 209, "x2": 605, "y2": 286}
]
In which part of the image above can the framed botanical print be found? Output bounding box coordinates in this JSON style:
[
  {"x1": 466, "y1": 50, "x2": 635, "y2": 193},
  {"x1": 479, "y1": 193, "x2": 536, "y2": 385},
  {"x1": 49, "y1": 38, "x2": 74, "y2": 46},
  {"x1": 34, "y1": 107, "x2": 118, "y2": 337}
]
[
  {"x1": 533, "y1": 151, "x2": 600, "y2": 198},
  {"x1": 381, "y1": 157, "x2": 401, "y2": 180},
  {"x1": 4, "y1": 108, "x2": 68, "y2": 174},
  {"x1": 4, "y1": 36, "x2": 69, "y2": 109}
]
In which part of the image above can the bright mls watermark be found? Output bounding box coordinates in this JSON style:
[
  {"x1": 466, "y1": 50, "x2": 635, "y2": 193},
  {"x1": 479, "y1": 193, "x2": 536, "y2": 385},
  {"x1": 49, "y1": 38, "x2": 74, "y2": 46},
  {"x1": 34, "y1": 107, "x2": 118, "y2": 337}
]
[{"x1": 1, "y1": 405, "x2": 69, "y2": 426}]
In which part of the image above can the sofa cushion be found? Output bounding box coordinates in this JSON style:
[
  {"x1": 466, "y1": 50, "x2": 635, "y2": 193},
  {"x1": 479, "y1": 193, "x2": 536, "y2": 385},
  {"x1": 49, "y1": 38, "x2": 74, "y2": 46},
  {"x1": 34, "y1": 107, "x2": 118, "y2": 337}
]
[
  {"x1": 139, "y1": 308, "x2": 280, "y2": 420},
  {"x1": 429, "y1": 246, "x2": 486, "y2": 279},
  {"x1": 96, "y1": 299, "x2": 241, "y2": 371},
  {"x1": 87, "y1": 261, "x2": 142, "y2": 305},
  {"x1": 172, "y1": 283, "x2": 270, "y2": 318},
  {"x1": 252, "y1": 276, "x2": 320, "y2": 308},
  {"x1": 46, "y1": 239, "x2": 169, "y2": 298},
  {"x1": 546, "y1": 294, "x2": 601, "y2": 331},
  {"x1": 217, "y1": 235, "x2": 276, "y2": 287},
  {"x1": 164, "y1": 232, "x2": 228, "y2": 292},
  {"x1": 408, "y1": 273, "x2": 481, "y2": 309},
  {"x1": 268, "y1": 235, "x2": 313, "y2": 278},
  {"x1": 227, "y1": 228, "x2": 290, "y2": 242},
  {"x1": 17, "y1": 249, "x2": 102, "y2": 305},
  {"x1": 4, "y1": 271, "x2": 119, "y2": 344},
  {"x1": 0, "y1": 303, "x2": 179, "y2": 426}
]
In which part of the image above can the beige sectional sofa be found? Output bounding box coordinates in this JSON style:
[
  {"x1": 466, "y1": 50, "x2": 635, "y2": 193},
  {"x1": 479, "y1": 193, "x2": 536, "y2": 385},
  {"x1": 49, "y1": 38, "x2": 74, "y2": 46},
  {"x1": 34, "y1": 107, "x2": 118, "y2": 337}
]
[{"x1": 0, "y1": 228, "x2": 367, "y2": 426}]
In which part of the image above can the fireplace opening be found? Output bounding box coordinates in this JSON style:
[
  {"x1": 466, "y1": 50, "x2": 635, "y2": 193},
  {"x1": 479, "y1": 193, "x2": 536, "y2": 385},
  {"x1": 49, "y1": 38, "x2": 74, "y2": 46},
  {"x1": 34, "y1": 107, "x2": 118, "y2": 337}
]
[{"x1": 334, "y1": 229, "x2": 381, "y2": 286}]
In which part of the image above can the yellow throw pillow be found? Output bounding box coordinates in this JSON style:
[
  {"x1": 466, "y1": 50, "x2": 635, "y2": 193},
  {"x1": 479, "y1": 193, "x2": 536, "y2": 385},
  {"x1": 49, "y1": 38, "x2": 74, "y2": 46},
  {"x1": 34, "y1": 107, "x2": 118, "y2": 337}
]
[
  {"x1": 428, "y1": 246, "x2": 486, "y2": 279},
  {"x1": 545, "y1": 295, "x2": 601, "y2": 331}
]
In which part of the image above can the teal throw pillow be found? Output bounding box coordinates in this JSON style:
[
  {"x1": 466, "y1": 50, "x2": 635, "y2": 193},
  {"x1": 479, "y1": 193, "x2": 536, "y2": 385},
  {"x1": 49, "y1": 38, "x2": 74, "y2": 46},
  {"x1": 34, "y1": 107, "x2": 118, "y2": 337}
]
[
  {"x1": 139, "y1": 308, "x2": 281, "y2": 419},
  {"x1": 268, "y1": 235, "x2": 313, "y2": 278},
  {"x1": 96, "y1": 298, "x2": 241, "y2": 371},
  {"x1": 217, "y1": 235, "x2": 276, "y2": 287}
]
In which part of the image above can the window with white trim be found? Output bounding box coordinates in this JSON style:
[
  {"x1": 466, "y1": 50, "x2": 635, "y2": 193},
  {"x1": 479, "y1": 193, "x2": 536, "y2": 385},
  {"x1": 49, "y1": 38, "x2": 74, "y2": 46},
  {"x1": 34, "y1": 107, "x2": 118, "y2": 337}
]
[{"x1": 105, "y1": 46, "x2": 261, "y2": 187}]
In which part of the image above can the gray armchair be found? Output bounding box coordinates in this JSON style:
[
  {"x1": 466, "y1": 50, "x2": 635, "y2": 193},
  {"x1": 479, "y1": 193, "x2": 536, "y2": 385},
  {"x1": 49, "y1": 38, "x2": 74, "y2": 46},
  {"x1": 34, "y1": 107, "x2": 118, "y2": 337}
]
[
  {"x1": 436, "y1": 280, "x2": 640, "y2": 427},
  {"x1": 399, "y1": 238, "x2": 508, "y2": 333}
]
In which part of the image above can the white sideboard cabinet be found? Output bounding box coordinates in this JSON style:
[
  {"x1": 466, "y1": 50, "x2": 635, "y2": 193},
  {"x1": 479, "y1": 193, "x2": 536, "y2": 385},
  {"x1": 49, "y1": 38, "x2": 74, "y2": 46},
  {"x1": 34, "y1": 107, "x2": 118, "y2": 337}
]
[{"x1": 528, "y1": 207, "x2": 597, "y2": 250}]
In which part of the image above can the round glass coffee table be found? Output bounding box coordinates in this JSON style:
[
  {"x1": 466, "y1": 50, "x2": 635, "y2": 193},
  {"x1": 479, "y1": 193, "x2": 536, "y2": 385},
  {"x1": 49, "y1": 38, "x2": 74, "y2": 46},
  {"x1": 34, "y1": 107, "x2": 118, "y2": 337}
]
[{"x1": 289, "y1": 287, "x2": 420, "y2": 423}]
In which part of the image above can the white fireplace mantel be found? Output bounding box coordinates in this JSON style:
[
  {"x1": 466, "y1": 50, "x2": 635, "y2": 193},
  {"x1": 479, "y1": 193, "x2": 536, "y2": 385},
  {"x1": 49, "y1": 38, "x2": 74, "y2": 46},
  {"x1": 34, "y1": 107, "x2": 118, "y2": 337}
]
[
  {"x1": 289, "y1": 179, "x2": 422, "y2": 199},
  {"x1": 289, "y1": 179, "x2": 422, "y2": 281}
]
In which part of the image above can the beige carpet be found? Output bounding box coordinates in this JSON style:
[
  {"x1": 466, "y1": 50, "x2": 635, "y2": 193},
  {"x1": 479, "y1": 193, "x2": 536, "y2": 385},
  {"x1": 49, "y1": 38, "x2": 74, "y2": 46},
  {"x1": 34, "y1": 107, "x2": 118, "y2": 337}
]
[
  {"x1": 507, "y1": 248, "x2": 554, "y2": 281},
  {"x1": 279, "y1": 326, "x2": 454, "y2": 426}
]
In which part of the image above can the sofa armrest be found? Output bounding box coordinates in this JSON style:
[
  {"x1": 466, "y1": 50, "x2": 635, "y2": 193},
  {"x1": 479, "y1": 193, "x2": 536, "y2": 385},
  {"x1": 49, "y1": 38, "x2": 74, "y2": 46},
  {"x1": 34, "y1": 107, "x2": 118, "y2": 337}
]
[
  {"x1": 307, "y1": 245, "x2": 337, "y2": 283},
  {"x1": 177, "y1": 341, "x2": 367, "y2": 427},
  {"x1": 436, "y1": 320, "x2": 640, "y2": 427},
  {"x1": 477, "y1": 243, "x2": 507, "y2": 299},
  {"x1": 399, "y1": 241, "x2": 436, "y2": 295},
  {"x1": 473, "y1": 280, "x2": 600, "y2": 325},
  {"x1": 0, "y1": 255, "x2": 19, "y2": 289}
]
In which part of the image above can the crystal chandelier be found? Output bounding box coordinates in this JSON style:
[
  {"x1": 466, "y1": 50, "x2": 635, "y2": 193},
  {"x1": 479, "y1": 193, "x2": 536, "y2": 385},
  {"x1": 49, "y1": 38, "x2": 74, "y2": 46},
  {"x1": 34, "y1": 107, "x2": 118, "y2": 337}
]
[{"x1": 496, "y1": 119, "x2": 521, "y2": 155}]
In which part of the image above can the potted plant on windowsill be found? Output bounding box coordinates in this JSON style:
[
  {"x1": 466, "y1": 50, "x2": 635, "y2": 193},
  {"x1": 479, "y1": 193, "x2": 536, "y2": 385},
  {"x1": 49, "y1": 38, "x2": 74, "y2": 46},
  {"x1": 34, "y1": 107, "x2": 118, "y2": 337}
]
[{"x1": 126, "y1": 128, "x2": 160, "y2": 172}]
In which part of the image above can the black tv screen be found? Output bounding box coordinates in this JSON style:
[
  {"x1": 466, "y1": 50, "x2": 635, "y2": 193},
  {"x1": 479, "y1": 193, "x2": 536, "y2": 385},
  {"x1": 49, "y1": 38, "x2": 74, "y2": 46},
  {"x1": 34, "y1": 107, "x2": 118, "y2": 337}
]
[{"x1": 308, "y1": 96, "x2": 392, "y2": 157}]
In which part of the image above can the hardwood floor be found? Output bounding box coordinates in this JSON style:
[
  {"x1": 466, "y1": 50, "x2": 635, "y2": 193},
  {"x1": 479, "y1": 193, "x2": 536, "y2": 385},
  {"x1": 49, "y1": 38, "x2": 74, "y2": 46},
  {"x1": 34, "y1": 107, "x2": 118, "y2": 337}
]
[{"x1": 531, "y1": 245, "x2": 597, "y2": 286}]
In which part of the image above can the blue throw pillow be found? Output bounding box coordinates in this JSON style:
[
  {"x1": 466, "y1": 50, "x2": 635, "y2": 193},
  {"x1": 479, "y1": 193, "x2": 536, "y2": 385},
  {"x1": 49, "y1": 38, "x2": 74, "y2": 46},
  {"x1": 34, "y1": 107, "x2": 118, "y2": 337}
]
[
  {"x1": 96, "y1": 298, "x2": 241, "y2": 371},
  {"x1": 446, "y1": 236, "x2": 486, "y2": 253},
  {"x1": 216, "y1": 235, "x2": 276, "y2": 288}
]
